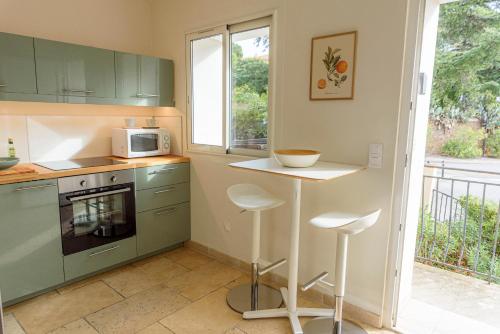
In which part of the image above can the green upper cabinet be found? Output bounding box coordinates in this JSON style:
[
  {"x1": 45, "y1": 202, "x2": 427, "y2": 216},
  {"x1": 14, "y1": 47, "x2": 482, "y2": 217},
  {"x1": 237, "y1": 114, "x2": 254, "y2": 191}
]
[
  {"x1": 0, "y1": 32, "x2": 37, "y2": 94},
  {"x1": 159, "y1": 58, "x2": 174, "y2": 107},
  {"x1": 115, "y1": 52, "x2": 174, "y2": 107},
  {"x1": 34, "y1": 39, "x2": 115, "y2": 98},
  {"x1": 0, "y1": 31, "x2": 174, "y2": 106},
  {"x1": 0, "y1": 180, "x2": 64, "y2": 303}
]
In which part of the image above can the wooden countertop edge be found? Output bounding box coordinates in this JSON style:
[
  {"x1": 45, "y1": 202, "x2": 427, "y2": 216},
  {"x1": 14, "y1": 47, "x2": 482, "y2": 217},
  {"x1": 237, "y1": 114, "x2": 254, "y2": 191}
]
[{"x1": 0, "y1": 155, "x2": 190, "y2": 186}]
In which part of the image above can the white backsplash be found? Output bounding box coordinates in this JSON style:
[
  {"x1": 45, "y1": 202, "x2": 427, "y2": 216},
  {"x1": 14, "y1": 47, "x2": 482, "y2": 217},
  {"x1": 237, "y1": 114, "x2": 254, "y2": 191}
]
[{"x1": 0, "y1": 115, "x2": 183, "y2": 162}]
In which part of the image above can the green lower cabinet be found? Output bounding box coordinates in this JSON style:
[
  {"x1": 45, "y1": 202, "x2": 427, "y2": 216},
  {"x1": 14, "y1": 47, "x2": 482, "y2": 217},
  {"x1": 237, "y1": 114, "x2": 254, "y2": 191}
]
[
  {"x1": 136, "y1": 182, "x2": 190, "y2": 213},
  {"x1": 135, "y1": 163, "x2": 190, "y2": 191},
  {"x1": 0, "y1": 180, "x2": 64, "y2": 303},
  {"x1": 137, "y1": 203, "x2": 190, "y2": 256},
  {"x1": 63, "y1": 237, "x2": 137, "y2": 281}
]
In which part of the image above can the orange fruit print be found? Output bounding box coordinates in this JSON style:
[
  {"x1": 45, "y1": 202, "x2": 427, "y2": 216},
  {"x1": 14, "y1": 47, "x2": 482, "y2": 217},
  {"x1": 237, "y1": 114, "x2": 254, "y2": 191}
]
[
  {"x1": 336, "y1": 60, "x2": 348, "y2": 74},
  {"x1": 317, "y1": 79, "x2": 327, "y2": 89}
]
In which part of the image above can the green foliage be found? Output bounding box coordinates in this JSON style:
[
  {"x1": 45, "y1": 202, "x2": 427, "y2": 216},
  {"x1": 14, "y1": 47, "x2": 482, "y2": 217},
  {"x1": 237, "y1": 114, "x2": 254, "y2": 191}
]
[
  {"x1": 430, "y1": 0, "x2": 500, "y2": 133},
  {"x1": 232, "y1": 85, "x2": 268, "y2": 140},
  {"x1": 233, "y1": 58, "x2": 269, "y2": 95},
  {"x1": 417, "y1": 196, "x2": 500, "y2": 280},
  {"x1": 231, "y1": 41, "x2": 269, "y2": 143},
  {"x1": 485, "y1": 130, "x2": 500, "y2": 157},
  {"x1": 442, "y1": 127, "x2": 485, "y2": 158}
]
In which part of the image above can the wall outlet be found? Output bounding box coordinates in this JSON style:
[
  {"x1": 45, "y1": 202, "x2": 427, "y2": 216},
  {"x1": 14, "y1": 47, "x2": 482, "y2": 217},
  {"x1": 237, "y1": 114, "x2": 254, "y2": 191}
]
[{"x1": 369, "y1": 143, "x2": 383, "y2": 168}]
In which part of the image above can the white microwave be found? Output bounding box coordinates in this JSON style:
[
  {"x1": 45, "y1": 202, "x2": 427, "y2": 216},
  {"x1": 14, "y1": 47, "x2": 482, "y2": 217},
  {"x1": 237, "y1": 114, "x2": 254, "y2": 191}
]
[{"x1": 112, "y1": 128, "x2": 170, "y2": 158}]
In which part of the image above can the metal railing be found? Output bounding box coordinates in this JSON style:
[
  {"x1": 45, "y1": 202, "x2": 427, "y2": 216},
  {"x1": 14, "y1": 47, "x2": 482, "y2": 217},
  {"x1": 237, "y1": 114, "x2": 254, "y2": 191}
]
[{"x1": 415, "y1": 162, "x2": 500, "y2": 283}]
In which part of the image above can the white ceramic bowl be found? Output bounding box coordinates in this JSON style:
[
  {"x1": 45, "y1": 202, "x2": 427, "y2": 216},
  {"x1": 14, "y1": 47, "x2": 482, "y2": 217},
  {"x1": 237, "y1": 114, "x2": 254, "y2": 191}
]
[{"x1": 274, "y1": 149, "x2": 321, "y2": 168}]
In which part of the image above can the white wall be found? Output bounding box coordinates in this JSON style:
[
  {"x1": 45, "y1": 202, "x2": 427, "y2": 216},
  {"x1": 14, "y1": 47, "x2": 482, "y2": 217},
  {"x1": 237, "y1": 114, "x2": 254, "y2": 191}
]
[
  {"x1": 0, "y1": 0, "x2": 182, "y2": 161},
  {"x1": 151, "y1": 0, "x2": 410, "y2": 319},
  {"x1": 0, "y1": 0, "x2": 154, "y2": 55}
]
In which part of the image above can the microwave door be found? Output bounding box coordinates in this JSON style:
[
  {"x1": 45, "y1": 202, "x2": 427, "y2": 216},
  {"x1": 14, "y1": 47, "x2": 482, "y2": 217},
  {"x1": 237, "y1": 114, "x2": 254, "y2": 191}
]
[{"x1": 129, "y1": 133, "x2": 161, "y2": 156}]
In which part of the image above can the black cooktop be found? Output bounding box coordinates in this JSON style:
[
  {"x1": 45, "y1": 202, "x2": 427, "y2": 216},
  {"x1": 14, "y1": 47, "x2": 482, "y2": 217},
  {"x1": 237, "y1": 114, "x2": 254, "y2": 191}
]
[{"x1": 35, "y1": 157, "x2": 126, "y2": 171}]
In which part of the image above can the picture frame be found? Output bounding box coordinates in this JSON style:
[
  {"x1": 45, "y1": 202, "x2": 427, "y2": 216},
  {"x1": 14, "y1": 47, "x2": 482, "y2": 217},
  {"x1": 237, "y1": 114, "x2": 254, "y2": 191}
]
[{"x1": 309, "y1": 31, "x2": 357, "y2": 100}]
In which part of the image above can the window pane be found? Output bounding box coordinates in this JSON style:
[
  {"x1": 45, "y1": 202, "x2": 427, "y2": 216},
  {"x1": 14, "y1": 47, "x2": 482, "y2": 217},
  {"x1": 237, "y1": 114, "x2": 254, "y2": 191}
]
[
  {"x1": 191, "y1": 34, "x2": 223, "y2": 146},
  {"x1": 230, "y1": 26, "x2": 270, "y2": 151}
]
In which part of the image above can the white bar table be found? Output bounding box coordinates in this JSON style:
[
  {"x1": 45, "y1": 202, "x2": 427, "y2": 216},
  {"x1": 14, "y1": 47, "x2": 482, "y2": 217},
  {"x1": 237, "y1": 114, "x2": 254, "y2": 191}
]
[{"x1": 229, "y1": 158, "x2": 365, "y2": 334}]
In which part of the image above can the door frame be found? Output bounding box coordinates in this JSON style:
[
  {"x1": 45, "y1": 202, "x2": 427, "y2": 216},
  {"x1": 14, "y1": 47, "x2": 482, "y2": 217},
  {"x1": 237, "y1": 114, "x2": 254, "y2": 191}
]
[{"x1": 382, "y1": 0, "x2": 427, "y2": 328}]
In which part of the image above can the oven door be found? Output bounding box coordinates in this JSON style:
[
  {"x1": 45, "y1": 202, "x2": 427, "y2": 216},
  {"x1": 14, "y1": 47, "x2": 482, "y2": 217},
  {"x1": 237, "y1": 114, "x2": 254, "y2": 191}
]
[
  {"x1": 129, "y1": 132, "x2": 161, "y2": 157},
  {"x1": 59, "y1": 183, "x2": 136, "y2": 255}
]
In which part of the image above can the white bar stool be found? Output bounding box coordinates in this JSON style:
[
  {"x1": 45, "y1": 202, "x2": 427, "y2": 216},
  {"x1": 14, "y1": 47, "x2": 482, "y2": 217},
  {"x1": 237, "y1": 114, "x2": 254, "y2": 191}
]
[
  {"x1": 226, "y1": 184, "x2": 287, "y2": 313},
  {"x1": 302, "y1": 209, "x2": 381, "y2": 334}
]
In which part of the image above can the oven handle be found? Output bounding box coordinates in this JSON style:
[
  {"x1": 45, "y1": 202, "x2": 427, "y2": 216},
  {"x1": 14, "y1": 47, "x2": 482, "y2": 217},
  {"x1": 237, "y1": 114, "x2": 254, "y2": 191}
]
[
  {"x1": 89, "y1": 245, "x2": 120, "y2": 257},
  {"x1": 68, "y1": 187, "x2": 131, "y2": 202}
]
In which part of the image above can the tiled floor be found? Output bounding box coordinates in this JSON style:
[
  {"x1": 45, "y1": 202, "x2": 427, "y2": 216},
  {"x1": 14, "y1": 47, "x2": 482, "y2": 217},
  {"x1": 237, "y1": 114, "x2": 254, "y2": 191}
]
[
  {"x1": 3, "y1": 247, "x2": 393, "y2": 334},
  {"x1": 397, "y1": 263, "x2": 500, "y2": 334}
]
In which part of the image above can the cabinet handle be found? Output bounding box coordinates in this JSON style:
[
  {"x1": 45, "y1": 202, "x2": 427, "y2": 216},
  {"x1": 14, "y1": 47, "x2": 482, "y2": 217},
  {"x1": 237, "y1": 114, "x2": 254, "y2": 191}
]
[
  {"x1": 0, "y1": 84, "x2": 6, "y2": 88},
  {"x1": 63, "y1": 89, "x2": 95, "y2": 94},
  {"x1": 136, "y1": 93, "x2": 159, "y2": 98},
  {"x1": 155, "y1": 207, "x2": 178, "y2": 216},
  {"x1": 15, "y1": 184, "x2": 56, "y2": 192},
  {"x1": 148, "y1": 168, "x2": 176, "y2": 175},
  {"x1": 154, "y1": 187, "x2": 175, "y2": 194},
  {"x1": 89, "y1": 245, "x2": 120, "y2": 257}
]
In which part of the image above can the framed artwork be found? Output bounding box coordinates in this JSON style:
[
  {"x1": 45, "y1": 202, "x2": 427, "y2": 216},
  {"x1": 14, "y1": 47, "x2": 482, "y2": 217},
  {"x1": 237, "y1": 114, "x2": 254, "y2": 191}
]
[{"x1": 309, "y1": 31, "x2": 357, "y2": 100}]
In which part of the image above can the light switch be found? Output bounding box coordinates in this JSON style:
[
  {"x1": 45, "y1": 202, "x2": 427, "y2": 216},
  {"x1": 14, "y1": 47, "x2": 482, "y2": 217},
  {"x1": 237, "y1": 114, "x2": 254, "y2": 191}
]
[{"x1": 369, "y1": 143, "x2": 383, "y2": 168}]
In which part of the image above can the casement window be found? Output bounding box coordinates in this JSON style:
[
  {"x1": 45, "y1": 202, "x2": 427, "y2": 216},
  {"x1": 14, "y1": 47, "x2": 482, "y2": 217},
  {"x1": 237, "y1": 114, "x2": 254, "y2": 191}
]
[{"x1": 186, "y1": 16, "x2": 273, "y2": 156}]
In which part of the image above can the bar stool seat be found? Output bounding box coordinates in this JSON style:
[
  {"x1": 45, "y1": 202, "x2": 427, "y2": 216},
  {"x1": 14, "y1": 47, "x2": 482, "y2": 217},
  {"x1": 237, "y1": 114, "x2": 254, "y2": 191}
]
[
  {"x1": 227, "y1": 184, "x2": 285, "y2": 211},
  {"x1": 309, "y1": 211, "x2": 379, "y2": 235},
  {"x1": 226, "y1": 184, "x2": 286, "y2": 314},
  {"x1": 303, "y1": 209, "x2": 381, "y2": 334}
]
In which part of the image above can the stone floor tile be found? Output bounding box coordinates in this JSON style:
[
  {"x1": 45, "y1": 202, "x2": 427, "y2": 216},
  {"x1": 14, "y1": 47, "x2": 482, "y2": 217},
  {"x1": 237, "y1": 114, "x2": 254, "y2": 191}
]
[
  {"x1": 86, "y1": 283, "x2": 189, "y2": 334},
  {"x1": 103, "y1": 257, "x2": 187, "y2": 297},
  {"x1": 136, "y1": 322, "x2": 174, "y2": 334},
  {"x1": 47, "y1": 319, "x2": 98, "y2": 334},
  {"x1": 167, "y1": 260, "x2": 242, "y2": 301},
  {"x1": 163, "y1": 247, "x2": 212, "y2": 270},
  {"x1": 3, "y1": 313, "x2": 26, "y2": 334},
  {"x1": 57, "y1": 266, "x2": 127, "y2": 295},
  {"x1": 11, "y1": 281, "x2": 123, "y2": 334},
  {"x1": 160, "y1": 288, "x2": 241, "y2": 334}
]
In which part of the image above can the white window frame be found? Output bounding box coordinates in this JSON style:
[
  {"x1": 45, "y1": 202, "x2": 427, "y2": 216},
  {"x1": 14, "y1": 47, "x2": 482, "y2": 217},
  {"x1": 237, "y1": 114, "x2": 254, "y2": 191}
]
[{"x1": 186, "y1": 16, "x2": 274, "y2": 156}]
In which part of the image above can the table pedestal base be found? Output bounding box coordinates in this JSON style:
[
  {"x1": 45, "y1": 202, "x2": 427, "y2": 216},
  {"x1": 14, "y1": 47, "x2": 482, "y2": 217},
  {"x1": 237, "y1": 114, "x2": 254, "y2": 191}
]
[{"x1": 243, "y1": 288, "x2": 334, "y2": 334}]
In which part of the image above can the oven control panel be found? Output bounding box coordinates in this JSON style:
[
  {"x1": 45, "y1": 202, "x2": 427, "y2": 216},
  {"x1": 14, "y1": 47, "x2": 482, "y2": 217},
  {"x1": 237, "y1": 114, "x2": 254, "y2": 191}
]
[{"x1": 58, "y1": 169, "x2": 134, "y2": 194}]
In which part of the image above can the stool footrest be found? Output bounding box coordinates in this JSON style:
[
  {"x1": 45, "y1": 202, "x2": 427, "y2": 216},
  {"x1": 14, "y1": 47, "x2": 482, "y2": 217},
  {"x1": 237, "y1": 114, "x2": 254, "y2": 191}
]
[
  {"x1": 301, "y1": 271, "x2": 335, "y2": 291},
  {"x1": 258, "y1": 258, "x2": 287, "y2": 276}
]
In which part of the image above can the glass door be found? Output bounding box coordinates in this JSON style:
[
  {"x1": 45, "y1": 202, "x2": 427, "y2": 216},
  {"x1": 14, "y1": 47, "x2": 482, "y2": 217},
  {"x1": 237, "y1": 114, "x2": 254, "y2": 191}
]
[{"x1": 59, "y1": 184, "x2": 135, "y2": 255}]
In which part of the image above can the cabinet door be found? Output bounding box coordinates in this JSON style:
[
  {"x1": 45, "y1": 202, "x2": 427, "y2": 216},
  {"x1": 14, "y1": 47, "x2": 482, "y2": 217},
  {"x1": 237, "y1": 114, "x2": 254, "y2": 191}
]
[
  {"x1": 0, "y1": 32, "x2": 37, "y2": 94},
  {"x1": 63, "y1": 237, "x2": 137, "y2": 281},
  {"x1": 137, "y1": 203, "x2": 190, "y2": 256},
  {"x1": 115, "y1": 52, "x2": 160, "y2": 105},
  {"x1": 115, "y1": 52, "x2": 173, "y2": 106},
  {"x1": 159, "y1": 59, "x2": 174, "y2": 107},
  {"x1": 115, "y1": 52, "x2": 140, "y2": 99},
  {"x1": 139, "y1": 55, "x2": 160, "y2": 98},
  {"x1": 0, "y1": 180, "x2": 64, "y2": 303},
  {"x1": 35, "y1": 39, "x2": 115, "y2": 98}
]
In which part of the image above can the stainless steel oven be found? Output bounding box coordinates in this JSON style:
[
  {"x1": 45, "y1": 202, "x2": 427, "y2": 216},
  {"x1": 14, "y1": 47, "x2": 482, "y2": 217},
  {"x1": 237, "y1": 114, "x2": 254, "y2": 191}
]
[{"x1": 58, "y1": 170, "x2": 136, "y2": 255}]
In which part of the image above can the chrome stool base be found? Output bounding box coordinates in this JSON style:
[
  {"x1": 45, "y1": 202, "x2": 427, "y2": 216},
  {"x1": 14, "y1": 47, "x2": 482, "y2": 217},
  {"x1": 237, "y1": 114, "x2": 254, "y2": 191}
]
[
  {"x1": 303, "y1": 317, "x2": 368, "y2": 334},
  {"x1": 226, "y1": 283, "x2": 283, "y2": 314}
]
